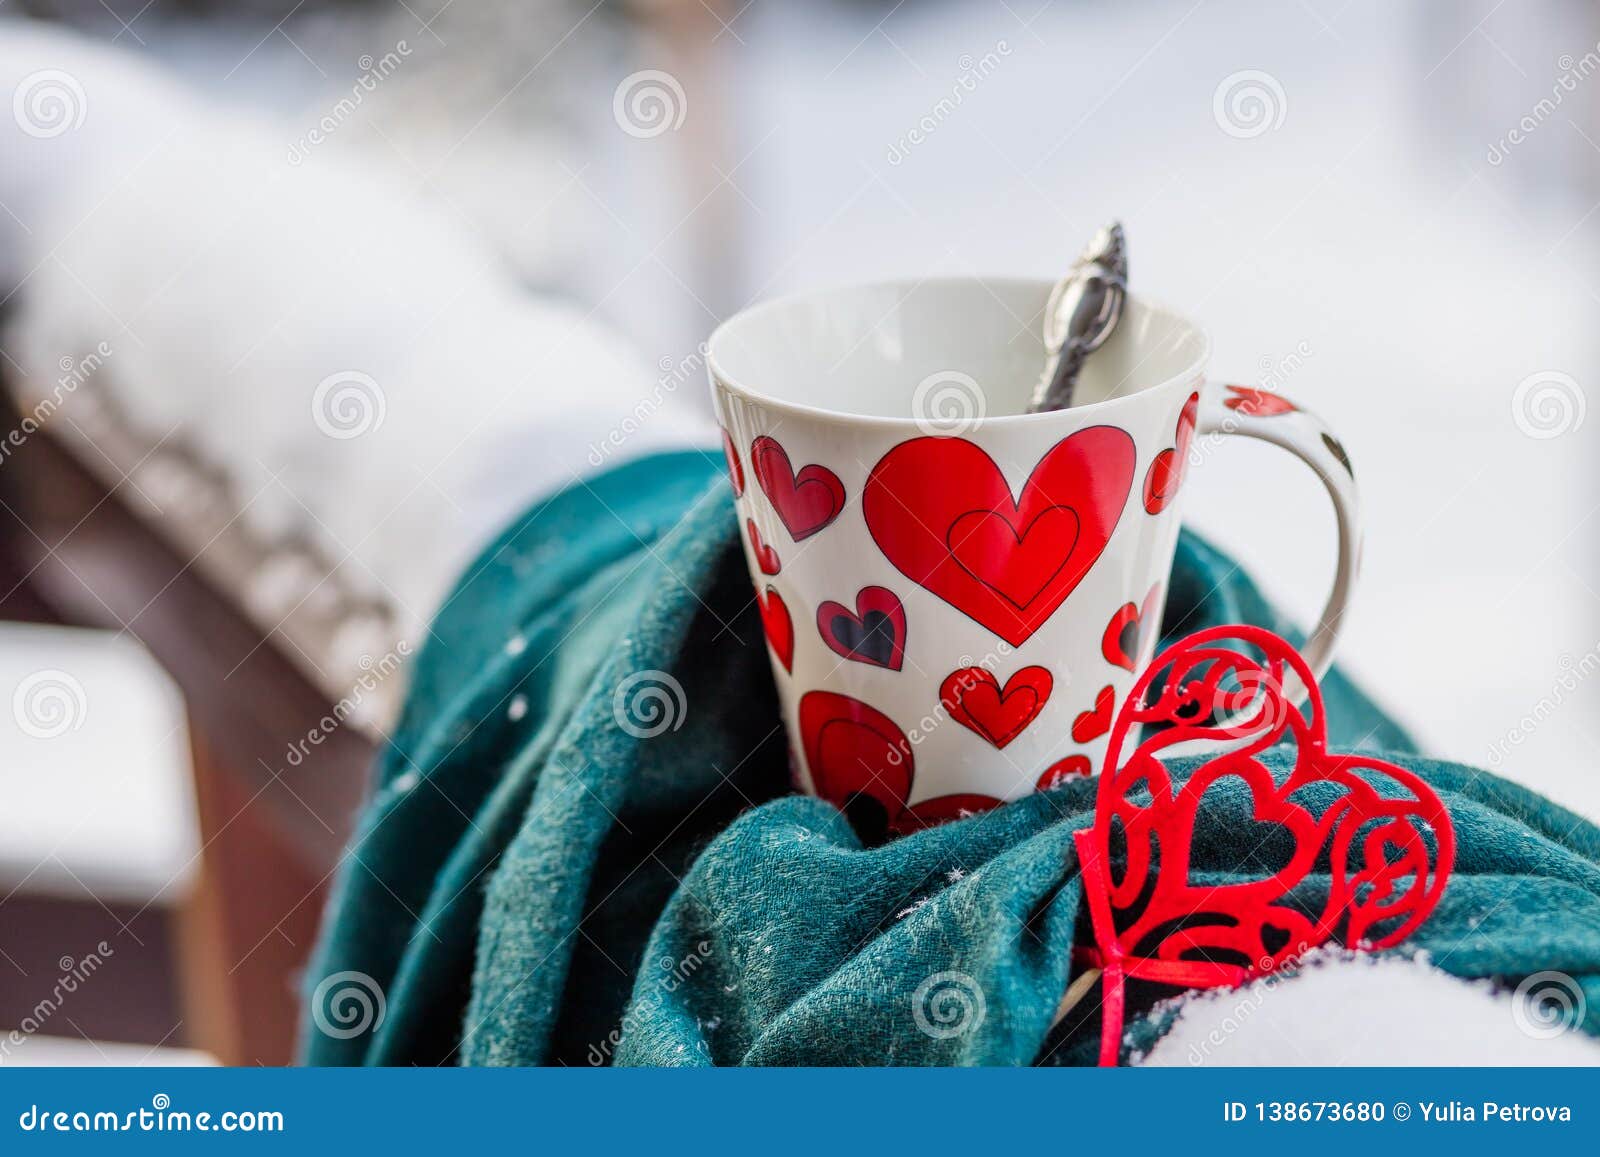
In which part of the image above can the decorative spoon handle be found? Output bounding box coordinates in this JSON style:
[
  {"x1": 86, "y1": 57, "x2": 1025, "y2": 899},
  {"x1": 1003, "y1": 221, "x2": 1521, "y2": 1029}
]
[{"x1": 1029, "y1": 221, "x2": 1128, "y2": 413}]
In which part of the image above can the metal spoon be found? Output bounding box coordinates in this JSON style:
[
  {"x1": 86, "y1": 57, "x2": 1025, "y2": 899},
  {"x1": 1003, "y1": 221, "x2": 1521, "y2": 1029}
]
[{"x1": 1028, "y1": 221, "x2": 1127, "y2": 412}]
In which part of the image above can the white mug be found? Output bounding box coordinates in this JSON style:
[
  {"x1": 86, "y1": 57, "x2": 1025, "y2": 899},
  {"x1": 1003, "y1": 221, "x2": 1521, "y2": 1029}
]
[{"x1": 707, "y1": 278, "x2": 1357, "y2": 841}]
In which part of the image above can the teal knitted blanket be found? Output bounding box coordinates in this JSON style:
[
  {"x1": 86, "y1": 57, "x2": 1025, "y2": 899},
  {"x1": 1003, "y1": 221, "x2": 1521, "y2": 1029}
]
[{"x1": 304, "y1": 450, "x2": 1600, "y2": 1065}]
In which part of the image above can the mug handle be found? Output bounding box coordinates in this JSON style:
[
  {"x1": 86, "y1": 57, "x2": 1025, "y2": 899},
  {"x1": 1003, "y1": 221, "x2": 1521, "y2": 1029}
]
[{"x1": 1190, "y1": 382, "x2": 1360, "y2": 699}]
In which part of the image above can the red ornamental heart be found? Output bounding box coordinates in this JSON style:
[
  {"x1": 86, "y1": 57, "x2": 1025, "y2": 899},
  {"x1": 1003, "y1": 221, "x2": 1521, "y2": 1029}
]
[
  {"x1": 1071, "y1": 685, "x2": 1115, "y2": 743},
  {"x1": 757, "y1": 585, "x2": 794, "y2": 672},
  {"x1": 1224, "y1": 385, "x2": 1296, "y2": 417},
  {"x1": 1101, "y1": 584, "x2": 1164, "y2": 672},
  {"x1": 1037, "y1": 755, "x2": 1093, "y2": 791},
  {"x1": 751, "y1": 435, "x2": 846, "y2": 541},
  {"x1": 1142, "y1": 392, "x2": 1199, "y2": 515},
  {"x1": 1072, "y1": 625, "x2": 1455, "y2": 1066},
  {"x1": 721, "y1": 428, "x2": 745, "y2": 496},
  {"x1": 940, "y1": 665, "x2": 1053, "y2": 750},
  {"x1": 817, "y1": 586, "x2": 907, "y2": 671},
  {"x1": 863, "y1": 430, "x2": 1135, "y2": 647},
  {"x1": 798, "y1": 691, "x2": 1001, "y2": 841},
  {"x1": 746, "y1": 518, "x2": 781, "y2": 576}
]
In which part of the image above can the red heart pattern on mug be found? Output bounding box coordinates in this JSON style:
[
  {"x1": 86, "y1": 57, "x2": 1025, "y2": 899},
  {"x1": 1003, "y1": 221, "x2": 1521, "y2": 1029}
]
[
  {"x1": 1142, "y1": 392, "x2": 1199, "y2": 515},
  {"x1": 817, "y1": 586, "x2": 906, "y2": 671},
  {"x1": 893, "y1": 793, "x2": 1004, "y2": 833},
  {"x1": 751, "y1": 435, "x2": 847, "y2": 541},
  {"x1": 940, "y1": 665, "x2": 1054, "y2": 749},
  {"x1": 721, "y1": 428, "x2": 745, "y2": 496},
  {"x1": 1223, "y1": 385, "x2": 1295, "y2": 417},
  {"x1": 862, "y1": 430, "x2": 1135, "y2": 647},
  {"x1": 746, "y1": 518, "x2": 781, "y2": 576},
  {"x1": 1037, "y1": 755, "x2": 1093, "y2": 791},
  {"x1": 1071, "y1": 684, "x2": 1115, "y2": 743},
  {"x1": 1101, "y1": 583, "x2": 1164, "y2": 672},
  {"x1": 799, "y1": 691, "x2": 912, "y2": 833},
  {"x1": 798, "y1": 690, "x2": 1001, "y2": 842},
  {"x1": 757, "y1": 585, "x2": 794, "y2": 672}
]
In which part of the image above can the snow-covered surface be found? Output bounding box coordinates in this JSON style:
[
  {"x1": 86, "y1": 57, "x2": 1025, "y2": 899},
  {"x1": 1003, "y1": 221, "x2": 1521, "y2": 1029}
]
[
  {"x1": 0, "y1": 21, "x2": 709, "y2": 682},
  {"x1": 1142, "y1": 952, "x2": 1600, "y2": 1067},
  {"x1": 0, "y1": 621, "x2": 197, "y2": 905}
]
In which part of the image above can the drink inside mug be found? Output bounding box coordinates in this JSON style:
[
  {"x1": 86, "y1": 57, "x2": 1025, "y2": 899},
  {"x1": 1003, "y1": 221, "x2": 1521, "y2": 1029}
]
[
  {"x1": 707, "y1": 277, "x2": 1210, "y2": 421},
  {"x1": 708, "y1": 277, "x2": 1356, "y2": 834}
]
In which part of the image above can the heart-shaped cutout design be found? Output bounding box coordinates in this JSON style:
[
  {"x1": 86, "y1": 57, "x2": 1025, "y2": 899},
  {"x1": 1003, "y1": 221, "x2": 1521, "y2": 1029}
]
[
  {"x1": 1101, "y1": 584, "x2": 1164, "y2": 672},
  {"x1": 817, "y1": 586, "x2": 906, "y2": 670},
  {"x1": 1037, "y1": 755, "x2": 1093, "y2": 791},
  {"x1": 751, "y1": 435, "x2": 846, "y2": 541},
  {"x1": 940, "y1": 665, "x2": 1053, "y2": 749},
  {"x1": 1071, "y1": 685, "x2": 1115, "y2": 743},
  {"x1": 721, "y1": 427, "x2": 745, "y2": 496},
  {"x1": 863, "y1": 430, "x2": 1134, "y2": 647},
  {"x1": 746, "y1": 518, "x2": 781, "y2": 576},
  {"x1": 1142, "y1": 392, "x2": 1199, "y2": 515},
  {"x1": 1223, "y1": 384, "x2": 1295, "y2": 417},
  {"x1": 1073, "y1": 625, "x2": 1455, "y2": 1065},
  {"x1": 798, "y1": 691, "x2": 1001, "y2": 843},
  {"x1": 757, "y1": 585, "x2": 794, "y2": 672}
]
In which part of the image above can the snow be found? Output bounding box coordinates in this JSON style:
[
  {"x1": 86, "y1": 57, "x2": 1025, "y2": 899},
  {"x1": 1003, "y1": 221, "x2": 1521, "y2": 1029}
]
[{"x1": 1141, "y1": 952, "x2": 1600, "y2": 1067}]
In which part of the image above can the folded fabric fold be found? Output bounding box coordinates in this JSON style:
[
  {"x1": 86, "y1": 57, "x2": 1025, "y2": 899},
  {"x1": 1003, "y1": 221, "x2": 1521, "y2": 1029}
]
[
  {"x1": 617, "y1": 755, "x2": 1600, "y2": 1065},
  {"x1": 303, "y1": 450, "x2": 1600, "y2": 1066}
]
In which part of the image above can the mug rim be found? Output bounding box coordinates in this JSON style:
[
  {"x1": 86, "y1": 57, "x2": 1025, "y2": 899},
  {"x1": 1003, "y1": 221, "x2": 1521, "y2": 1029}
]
[{"x1": 707, "y1": 275, "x2": 1212, "y2": 429}]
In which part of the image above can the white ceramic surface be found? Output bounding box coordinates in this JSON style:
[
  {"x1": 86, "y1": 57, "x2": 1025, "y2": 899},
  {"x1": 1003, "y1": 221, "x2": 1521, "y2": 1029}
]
[{"x1": 709, "y1": 279, "x2": 1357, "y2": 834}]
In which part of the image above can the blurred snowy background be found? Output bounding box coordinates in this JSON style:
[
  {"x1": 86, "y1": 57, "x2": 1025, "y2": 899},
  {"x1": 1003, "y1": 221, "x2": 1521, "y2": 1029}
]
[{"x1": 1, "y1": 0, "x2": 1598, "y2": 1063}]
